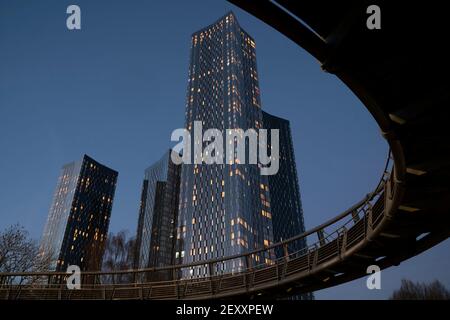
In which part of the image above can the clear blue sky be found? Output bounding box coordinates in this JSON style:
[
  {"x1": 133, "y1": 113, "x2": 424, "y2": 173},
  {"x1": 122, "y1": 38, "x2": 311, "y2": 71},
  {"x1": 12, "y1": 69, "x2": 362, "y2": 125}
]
[{"x1": 0, "y1": 0, "x2": 448, "y2": 299}]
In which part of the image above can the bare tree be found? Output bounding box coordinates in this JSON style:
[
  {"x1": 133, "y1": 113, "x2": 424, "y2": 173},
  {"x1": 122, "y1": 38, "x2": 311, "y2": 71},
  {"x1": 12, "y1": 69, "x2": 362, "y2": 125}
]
[
  {"x1": 101, "y1": 230, "x2": 136, "y2": 284},
  {"x1": 1, "y1": 225, "x2": 35, "y2": 273},
  {"x1": 390, "y1": 279, "x2": 450, "y2": 300},
  {"x1": 0, "y1": 224, "x2": 52, "y2": 285}
]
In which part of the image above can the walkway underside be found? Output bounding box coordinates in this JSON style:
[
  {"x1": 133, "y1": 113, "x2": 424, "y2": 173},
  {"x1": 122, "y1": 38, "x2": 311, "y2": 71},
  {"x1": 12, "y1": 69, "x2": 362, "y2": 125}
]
[{"x1": 1, "y1": 0, "x2": 449, "y2": 300}]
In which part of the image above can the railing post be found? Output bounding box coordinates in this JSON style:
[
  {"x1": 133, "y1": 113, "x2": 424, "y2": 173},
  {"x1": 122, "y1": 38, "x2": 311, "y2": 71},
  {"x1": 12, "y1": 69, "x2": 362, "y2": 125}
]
[
  {"x1": 317, "y1": 230, "x2": 326, "y2": 246},
  {"x1": 280, "y1": 244, "x2": 290, "y2": 280},
  {"x1": 313, "y1": 245, "x2": 319, "y2": 269},
  {"x1": 351, "y1": 210, "x2": 360, "y2": 223},
  {"x1": 309, "y1": 245, "x2": 318, "y2": 270},
  {"x1": 245, "y1": 255, "x2": 253, "y2": 289},
  {"x1": 172, "y1": 266, "x2": 179, "y2": 281},
  {"x1": 340, "y1": 227, "x2": 347, "y2": 258},
  {"x1": 208, "y1": 262, "x2": 215, "y2": 277},
  {"x1": 283, "y1": 244, "x2": 290, "y2": 261},
  {"x1": 208, "y1": 262, "x2": 216, "y2": 295},
  {"x1": 389, "y1": 168, "x2": 395, "y2": 200},
  {"x1": 384, "y1": 169, "x2": 396, "y2": 219},
  {"x1": 245, "y1": 255, "x2": 253, "y2": 271},
  {"x1": 94, "y1": 274, "x2": 98, "y2": 288},
  {"x1": 366, "y1": 203, "x2": 373, "y2": 237},
  {"x1": 174, "y1": 266, "x2": 181, "y2": 299},
  {"x1": 307, "y1": 248, "x2": 311, "y2": 269}
]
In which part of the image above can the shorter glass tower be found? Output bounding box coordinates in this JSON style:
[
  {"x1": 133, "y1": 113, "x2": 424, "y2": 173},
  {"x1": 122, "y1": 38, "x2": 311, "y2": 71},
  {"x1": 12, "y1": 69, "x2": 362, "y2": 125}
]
[
  {"x1": 262, "y1": 111, "x2": 307, "y2": 256},
  {"x1": 39, "y1": 155, "x2": 118, "y2": 272},
  {"x1": 134, "y1": 150, "x2": 181, "y2": 279},
  {"x1": 262, "y1": 111, "x2": 313, "y2": 300}
]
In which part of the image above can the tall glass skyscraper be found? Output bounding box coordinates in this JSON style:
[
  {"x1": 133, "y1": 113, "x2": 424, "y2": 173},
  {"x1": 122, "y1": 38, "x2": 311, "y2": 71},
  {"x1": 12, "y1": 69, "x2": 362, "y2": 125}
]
[
  {"x1": 134, "y1": 150, "x2": 181, "y2": 277},
  {"x1": 39, "y1": 155, "x2": 118, "y2": 272},
  {"x1": 176, "y1": 12, "x2": 274, "y2": 277}
]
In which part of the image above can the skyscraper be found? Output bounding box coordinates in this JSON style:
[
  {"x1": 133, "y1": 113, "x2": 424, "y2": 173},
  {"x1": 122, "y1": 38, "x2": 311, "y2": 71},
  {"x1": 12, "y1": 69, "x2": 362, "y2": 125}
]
[
  {"x1": 176, "y1": 12, "x2": 274, "y2": 277},
  {"x1": 39, "y1": 155, "x2": 118, "y2": 272},
  {"x1": 134, "y1": 150, "x2": 181, "y2": 278},
  {"x1": 263, "y1": 111, "x2": 313, "y2": 300},
  {"x1": 262, "y1": 111, "x2": 307, "y2": 258}
]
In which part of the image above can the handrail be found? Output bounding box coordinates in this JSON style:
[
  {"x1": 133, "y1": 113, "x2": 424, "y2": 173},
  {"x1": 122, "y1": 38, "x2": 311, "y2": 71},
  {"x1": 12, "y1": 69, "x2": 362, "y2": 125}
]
[{"x1": 0, "y1": 150, "x2": 392, "y2": 280}]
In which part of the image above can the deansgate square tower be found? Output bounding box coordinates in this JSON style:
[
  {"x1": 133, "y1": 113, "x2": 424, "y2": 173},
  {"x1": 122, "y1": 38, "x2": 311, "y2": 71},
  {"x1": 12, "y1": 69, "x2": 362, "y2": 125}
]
[
  {"x1": 175, "y1": 12, "x2": 275, "y2": 277},
  {"x1": 39, "y1": 155, "x2": 118, "y2": 273}
]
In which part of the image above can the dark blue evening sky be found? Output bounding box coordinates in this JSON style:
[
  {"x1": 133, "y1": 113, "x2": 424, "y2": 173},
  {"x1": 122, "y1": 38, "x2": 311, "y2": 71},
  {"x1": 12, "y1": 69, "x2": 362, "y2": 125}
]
[{"x1": 1, "y1": 0, "x2": 448, "y2": 299}]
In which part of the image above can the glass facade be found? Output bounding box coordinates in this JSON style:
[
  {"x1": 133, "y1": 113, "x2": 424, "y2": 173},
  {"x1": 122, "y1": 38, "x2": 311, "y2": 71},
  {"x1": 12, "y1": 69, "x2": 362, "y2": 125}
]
[
  {"x1": 262, "y1": 111, "x2": 307, "y2": 257},
  {"x1": 134, "y1": 150, "x2": 181, "y2": 277},
  {"x1": 176, "y1": 12, "x2": 274, "y2": 277},
  {"x1": 39, "y1": 155, "x2": 118, "y2": 272},
  {"x1": 262, "y1": 111, "x2": 313, "y2": 301}
]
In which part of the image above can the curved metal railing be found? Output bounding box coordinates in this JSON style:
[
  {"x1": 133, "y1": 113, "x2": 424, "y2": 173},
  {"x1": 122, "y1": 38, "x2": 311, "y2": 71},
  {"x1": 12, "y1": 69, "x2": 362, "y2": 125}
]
[{"x1": 0, "y1": 151, "x2": 394, "y2": 299}]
